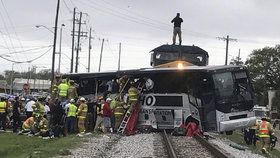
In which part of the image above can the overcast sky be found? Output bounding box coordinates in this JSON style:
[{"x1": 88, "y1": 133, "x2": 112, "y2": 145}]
[{"x1": 0, "y1": 0, "x2": 279, "y2": 75}]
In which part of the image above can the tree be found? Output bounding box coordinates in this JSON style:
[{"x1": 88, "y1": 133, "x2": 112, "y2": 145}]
[
  {"x1": 229, "y1": 56, "x2": 243, "y2": 65},
  {"x1": 245, "y1": 45, "x2": 280, "y2": 105},
  {"x1": 0, "y1": 74, "x2": 5, "y2": 80}
]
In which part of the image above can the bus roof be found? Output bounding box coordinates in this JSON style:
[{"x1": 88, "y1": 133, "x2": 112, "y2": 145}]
[{"x1": 63, "y1": 65, "x2": 246, "y2": 79}]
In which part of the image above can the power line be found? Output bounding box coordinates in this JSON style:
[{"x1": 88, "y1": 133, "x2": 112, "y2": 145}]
[
  {"x1": 0, "y1": 45, "x2": 53, "y2": 56},
  {"x1": 0, "y1": 46, "x2": 52, "y2": 63}
]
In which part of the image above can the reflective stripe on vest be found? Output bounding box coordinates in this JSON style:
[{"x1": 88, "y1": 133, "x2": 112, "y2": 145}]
[
  {"x1": 67, "y1": 103, "x2": 77, "y2": 117},
  {"x1": 114, "y1": 106, "x2": 124, "y2": 115},
  {"x1": 59, "y1": 83, "x2": 69, "y2": 97},
  {"x1": 0, "y1": 101, "x2": 6, "y2": 113},
  {"x1": 128, "y1": 87, "x2": 138, "y2": 101}
]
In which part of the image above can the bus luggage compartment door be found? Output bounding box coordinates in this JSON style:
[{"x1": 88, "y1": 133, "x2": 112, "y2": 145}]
[{"x1": 154, "y1": 110, "x2": 174, "y2": 129}]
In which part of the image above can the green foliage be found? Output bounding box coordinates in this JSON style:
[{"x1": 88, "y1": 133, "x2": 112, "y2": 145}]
[
  {"x1": 0, "y1": 74, "x2": 5, "y2": 80},
  {"x1": 229, "y1": 56, "x2": 244, "y2": 65},
  {"x1": 245, "y1": 45, "x2": 280, "y2": 105}
]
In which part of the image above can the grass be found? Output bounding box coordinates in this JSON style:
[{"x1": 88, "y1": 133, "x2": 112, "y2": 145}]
[
  {"x1": 0, "y1": 133, "x2": 82, "y2": 158},
  {"x1": 220, "y1": 131, "x2": 280, "y2": 158}
]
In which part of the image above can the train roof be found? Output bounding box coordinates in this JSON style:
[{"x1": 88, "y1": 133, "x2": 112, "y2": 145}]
[
  {"x1": 63, "y1": 65, "x2": 246, "y2": 79},
  {"x1": 151, "y1": 44, "x2": 209, "y2": 57}
]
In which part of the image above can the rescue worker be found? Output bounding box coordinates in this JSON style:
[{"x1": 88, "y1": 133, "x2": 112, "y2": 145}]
[
  {"x1": 58, "y1": 79, "x2": 69, "y2": 102},
  {"x1": 0, "y1": 97, "x2": 7, "y2": 130},
  {"x1": 114, "y1": 98, "x2": 125, "y2": 130},
  {"x1": 127, "y1": 81, "x2": 139, "y2": 114},
  {"x1": 66, "y1": 99, "x2": 77, "y2": 133},
  {"x1": 94, "y1": 96, "x2": 104, "y2": 133},
  {"x1": 51, "y1": 84, "x2": 59, "y2": 100},
  {"x1": 38, "y1": 116, "x2": 49, "y2": 137},
  {"x1": 103, "y1": 98, "x2": 112, "y2": 133},
  {"x1": 21, "y1": 116, "x2": 35, "y2": 132},
  {"x1": 249, "y1": 120, "x2": 258, "y2": 146},
  {"x1": 257, "y1": 117, "x2": 274, "y2": 154},
  {"x1": 76, "y1": 97, "x2": 88, "y2": 134},
  {"x1": 32, "y1": 97, "x2": 45, "y2": 117},
  {"x1": 67, "y1": 80, "x2": 78, "y2": 100},
  {"x1": 12, "y1": 96, "x2": 21, "y2": 133},
  {"x1": 118, "y1": 75, "x2": 129, "y2": 93}
]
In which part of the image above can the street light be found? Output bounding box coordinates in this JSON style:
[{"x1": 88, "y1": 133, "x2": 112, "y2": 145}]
[
  {"x1": 35, "y1": 25, "x2": 54, "y2": 33},
  {"x1": 58, "y1": 24, "x2": 65, "y2": 74},
  {"x1": 35, "y1": 24, "x2": 65, "y2": 74}
]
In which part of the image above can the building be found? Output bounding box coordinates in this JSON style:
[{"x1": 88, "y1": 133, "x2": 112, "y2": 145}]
[{"x1": 13, "y1": 78, "x2": 51, "y2": 93}]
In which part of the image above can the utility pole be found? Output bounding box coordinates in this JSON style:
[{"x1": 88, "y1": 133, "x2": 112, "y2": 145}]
[
  {"x1": 118, "y1": 42, "x2": 121, "y2": 71},
  {"x1": 51, "y1": 0, "x2": 60, "y2": 91},
  {"x1": 70, "y1": 7, "x2": 76, "y2": 73},
  {"x1": 88, "y1": 27, "x2": 92, "y2": 72},
  {"x1": 98, "y1": 39, "x2": 105, "y2": 72},
  {"x1": 75, "y1": 12, "x2": 82, "y2": 73},
  {"x1": 217, "y1": 35, "x2": 237, "y2": 65},
  {"x1": 237, "y1": 49, "x2": 241, "y2": 65}
]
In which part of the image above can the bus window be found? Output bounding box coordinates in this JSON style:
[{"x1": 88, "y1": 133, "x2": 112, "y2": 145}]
[{"x1": 213, "y1": 72, "x2": 234, "y2": 98}]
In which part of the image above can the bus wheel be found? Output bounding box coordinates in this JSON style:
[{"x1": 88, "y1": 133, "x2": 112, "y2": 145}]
[{"x1": 226, "y1": 131, "x2": 233, "y2": 135}]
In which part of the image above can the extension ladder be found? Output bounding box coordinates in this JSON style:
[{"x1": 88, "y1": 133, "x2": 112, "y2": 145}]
[{"x1": 117, "y1": 110, "x2": 131, "y2": 134}]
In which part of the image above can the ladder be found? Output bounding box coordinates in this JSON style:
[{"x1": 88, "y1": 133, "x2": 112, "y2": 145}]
[{"x1": 117, "y1": 110, "x2": 132, "y2": 134}]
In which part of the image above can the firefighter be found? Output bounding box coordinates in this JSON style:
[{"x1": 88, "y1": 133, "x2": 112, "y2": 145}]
[
  {"x1": 114, "y1": 98, "x2": 125, "y2": 130},
  {"x1": 67, "y1": 80, "x2": 78, "y2": 100},
  {"x1": 250, "y1": 120, "x2": 259, "y2": 146},
  {"x1": 127, "y1": 81, "x2": 139, "y2": 114},
  {"x1": 76, "y1": 97, "x2": 88, "y2": 134},
  {"x1": 58, "y1": 79, "x2": 69, "y2": 102},
  {"x1": 38, "y1": 116, "x2": 49, "y2": 137},
  {"x1": 21, "y1": 116, "x2": 35, "y2": 132},
  {"x1": 32, "y1": 96, "x2": 45, "y2": 117},
  {"x1": 0, "y1": 97, "x2": 7, "y2": 131},
  {"x1": 257, "y1": 117, "x2": 274, "y2": 154},
  {"x1": 118, "y1": 75, "x2": 129, "y2": 93}
]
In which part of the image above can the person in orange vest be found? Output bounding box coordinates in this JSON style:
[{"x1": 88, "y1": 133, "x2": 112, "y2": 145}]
[
  {"x1": 257, "y1": 117, "x2": 274, "y2": 154},
  {"x1": 58, "y1": 79, "x2": 69, "y2": 102},
  {"x1": 0, "y1": 97, "x2": 7, "y2": 131},
  {"x1": 76, "y1": 97, "x2": 88, "y2": 134}
]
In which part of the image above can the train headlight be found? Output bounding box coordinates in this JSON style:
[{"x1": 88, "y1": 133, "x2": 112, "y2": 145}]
[{"x1": 177, "y1": 62, "x2": 183, "y2": 69}]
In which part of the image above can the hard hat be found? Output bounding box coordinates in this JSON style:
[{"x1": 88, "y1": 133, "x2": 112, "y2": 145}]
[
  {"x1": 70, "y1": 99, "x2": 75, "y2": 103},
  {"x1": 21, "y1": 98, "x2": 26, "y2": 101},
  {"x1": 69, "y1": 80, "x2": 74, "y2": 83},
  {"x1": 106, "y1": 97, "x2": 112, "y2": 102},
  {"x1": 80, "y1": 97, "x2": 86, "y2": 101}
]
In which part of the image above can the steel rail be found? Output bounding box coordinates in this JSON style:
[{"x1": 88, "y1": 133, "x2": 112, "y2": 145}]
[
  {"x1": 162, "y1": 130, "x2": 177, "y2": 158},
  {"x1": 194, "y1": 134, "x2": 230, "y2": 158}
]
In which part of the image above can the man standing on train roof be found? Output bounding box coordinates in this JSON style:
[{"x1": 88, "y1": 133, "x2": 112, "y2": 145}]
[{"x1": 171, "y1": 13, "x2": 183, "y2": 45}]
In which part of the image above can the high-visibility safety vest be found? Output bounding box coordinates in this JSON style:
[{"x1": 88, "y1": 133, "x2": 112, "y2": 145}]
[
  {"x1": 114, "y1": 105, "x2": 125, "y2": 116},
  {"x1": 67, "y1": 103, "x2": 77, "y2": 117},
  {"x1": 128, "y1": 87, "x2": 139, "y2": 101},
  {"x1": 258, "y1": 121, "x2": 270, "y2": 138},
  {"x1": 77, "y1": 103, "x2": 88, "y2": 119},
  {"x1": 22, "y1": 117, "x2": 35, "y2": 130},
  {"x1": 58, "y1": 83, "x2": 69, "y2": 97},
  {"x1": 0, "y1": 101, "x2": 7, "y2": 113},
  {"x1": 32, "y1": 101, "x2": 45, "y2": 116}
]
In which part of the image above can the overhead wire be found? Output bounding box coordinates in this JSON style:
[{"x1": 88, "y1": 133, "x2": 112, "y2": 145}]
[{"x1": 0, "y1": 46, "x2": 52, "y2": 63}]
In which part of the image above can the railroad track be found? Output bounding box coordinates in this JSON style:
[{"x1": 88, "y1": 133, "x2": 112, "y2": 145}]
[{"x1": 161, "y1": 130, "x2": 231, "y2": 158}]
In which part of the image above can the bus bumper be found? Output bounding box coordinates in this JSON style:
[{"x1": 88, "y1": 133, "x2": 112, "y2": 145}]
[{"x1": 219, "y1": 117, "x2": 256, "y2": 132}]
